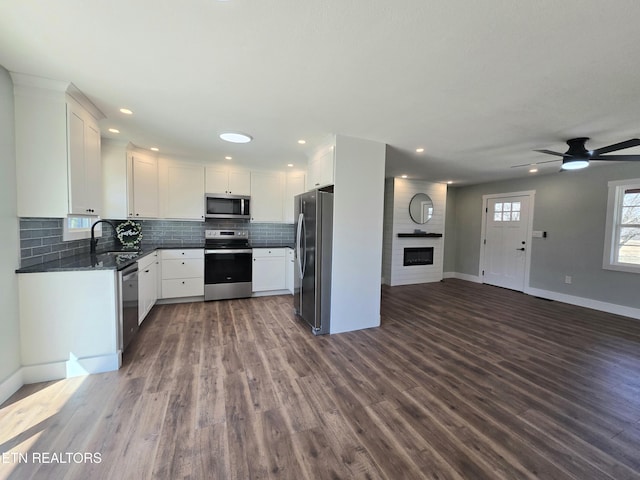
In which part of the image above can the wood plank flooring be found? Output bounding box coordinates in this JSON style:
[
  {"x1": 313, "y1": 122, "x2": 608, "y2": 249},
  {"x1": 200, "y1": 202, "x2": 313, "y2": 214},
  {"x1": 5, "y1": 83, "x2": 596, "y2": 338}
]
[{"x1": 2, "y1": 279, "x2": 640, "y2": 479}]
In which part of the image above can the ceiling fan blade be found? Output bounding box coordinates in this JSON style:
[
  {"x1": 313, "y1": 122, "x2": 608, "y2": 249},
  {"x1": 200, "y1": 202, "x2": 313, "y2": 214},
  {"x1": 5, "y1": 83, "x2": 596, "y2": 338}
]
[
  {"x1": 590, "y1": 154, "x2": 640, "y2": 162},
  {"x1": 593, "y1": 138, "x2": 640, "y2": 155},
  {"x1": 534, "y1": 149, "x2": 565, "y2": 157},
  {"x1": 511, "y1": 158, "x2": 561, "y2": 168}
]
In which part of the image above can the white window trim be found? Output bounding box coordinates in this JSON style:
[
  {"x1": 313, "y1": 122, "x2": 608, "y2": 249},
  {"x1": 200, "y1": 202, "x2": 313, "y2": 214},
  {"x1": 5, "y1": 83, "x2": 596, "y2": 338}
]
[
  {"x1": 63, "y1": 215, "x2": 101, "y2": 241},
  {"x1": 603, "y1": 178, "x2": 640, "y2": 274}
]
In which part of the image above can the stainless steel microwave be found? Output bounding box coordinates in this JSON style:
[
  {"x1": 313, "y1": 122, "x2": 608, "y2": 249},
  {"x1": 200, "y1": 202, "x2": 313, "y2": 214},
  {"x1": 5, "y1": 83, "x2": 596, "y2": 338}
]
[{"x1": 205, "y1": 194, "x2": 251, "y2": 219}]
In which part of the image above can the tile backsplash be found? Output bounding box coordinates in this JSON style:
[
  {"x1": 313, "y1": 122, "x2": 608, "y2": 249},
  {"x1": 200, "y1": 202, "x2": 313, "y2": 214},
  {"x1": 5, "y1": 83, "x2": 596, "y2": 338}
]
[{"x1": 19, "y1": 218, "x2": 295, "y2": 267}]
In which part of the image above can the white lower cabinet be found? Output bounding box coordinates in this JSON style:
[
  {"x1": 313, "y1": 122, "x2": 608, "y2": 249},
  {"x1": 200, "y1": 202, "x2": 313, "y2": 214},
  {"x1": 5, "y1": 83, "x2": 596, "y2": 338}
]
[
  {"x1": 138, "y1": 252, "x2": 159, "y2": 325},
  {"x1": 252, "y1": 248, "x2": 286, "y2": 292},
  {"x1": 286, "y1": 248, "x2": 295, "y2": 294},
  {"x1": 160, "y1": 249, "x2": 204, "y2": 298}
]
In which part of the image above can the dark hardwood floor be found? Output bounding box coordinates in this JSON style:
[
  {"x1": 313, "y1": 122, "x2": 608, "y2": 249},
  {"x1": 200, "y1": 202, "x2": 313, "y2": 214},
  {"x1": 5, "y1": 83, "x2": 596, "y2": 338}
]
[{"x1": 2, "y1": 279, "x2": 640, "y2": 479}]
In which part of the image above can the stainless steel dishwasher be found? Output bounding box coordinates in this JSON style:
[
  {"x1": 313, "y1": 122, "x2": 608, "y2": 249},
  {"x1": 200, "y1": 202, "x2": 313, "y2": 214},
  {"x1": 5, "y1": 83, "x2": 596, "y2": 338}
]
[{"x1": 118, "y1": 264, "x2": 139, "y2": 352}]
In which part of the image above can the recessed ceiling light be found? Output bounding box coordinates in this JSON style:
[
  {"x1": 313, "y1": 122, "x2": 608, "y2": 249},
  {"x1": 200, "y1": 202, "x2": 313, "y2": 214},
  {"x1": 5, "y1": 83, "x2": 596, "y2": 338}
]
[
  {"x1": 447, "y1": 181, "x2": 453, "y2": 184},
  {"x1": 529, "y1": 168, "x2": 538, "y2": 173},
  {"x1": 287, "y1": 163, "x2": 294, "y2": 167},
  {"x1": 401, "y1": 175, "x2": 408, "y2": 178},
  {"x1": 220, "y1": 132, "x2": 252, "y2": 143},
  {"x1": 298, "y1": 140, "x2": 306, "y2": 145},
  {"x1": 150, "y1": 147, "x2": 159, "y2": 152},
  {"x1": 225, "y1": 156, "x2": 232, "y2": 160},
  {"x1": 416, "y1": 148, "x2": 424, "y2": 153},
  {"x1": 108, "y1": 128, "x2": 120, "y2": 133},
  {"x1": 119, "y1": 108, "x2": 133, "y2": 115}
]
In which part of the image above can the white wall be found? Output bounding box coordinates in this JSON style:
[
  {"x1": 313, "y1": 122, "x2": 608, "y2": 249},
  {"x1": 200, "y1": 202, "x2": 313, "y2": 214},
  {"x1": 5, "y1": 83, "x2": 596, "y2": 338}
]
[
  {"x1": 0, "y1": 66, "x2": 22, "y2": 403},
  {"x1": 330, "y1": 135, "x2": 386, "y2": 334},
  {"x1": 381, "y1": 178, "x2": 394, "y2": 284},
  {"x1": 384, "y1": 178, "x2": 447, "y2": 286}
]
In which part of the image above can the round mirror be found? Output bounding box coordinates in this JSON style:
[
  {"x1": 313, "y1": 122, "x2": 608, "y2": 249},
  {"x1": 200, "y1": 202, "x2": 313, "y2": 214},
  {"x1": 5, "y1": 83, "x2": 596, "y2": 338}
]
[{"x1": 409, "y1": 193, "x2": 434, "y2": 224}]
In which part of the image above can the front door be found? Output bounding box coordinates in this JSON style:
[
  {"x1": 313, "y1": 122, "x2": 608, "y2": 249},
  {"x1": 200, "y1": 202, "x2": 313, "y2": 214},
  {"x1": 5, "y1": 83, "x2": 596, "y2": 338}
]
[{"x1": 482, "y1": 194, "x2": 532, "y2": 291}]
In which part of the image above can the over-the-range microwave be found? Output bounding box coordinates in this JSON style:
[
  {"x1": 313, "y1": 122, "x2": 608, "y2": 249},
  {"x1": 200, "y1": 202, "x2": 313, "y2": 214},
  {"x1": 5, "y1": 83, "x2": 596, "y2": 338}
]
[{"x1": 205, "y1": 193, "x2": 251, "y2": 219}]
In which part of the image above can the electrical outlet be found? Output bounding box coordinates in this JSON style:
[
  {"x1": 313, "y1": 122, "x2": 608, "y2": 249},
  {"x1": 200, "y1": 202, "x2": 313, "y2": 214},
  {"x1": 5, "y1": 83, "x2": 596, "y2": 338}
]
[{"x1": 564, "y1": 275, "x2": 572, "y2": 284}]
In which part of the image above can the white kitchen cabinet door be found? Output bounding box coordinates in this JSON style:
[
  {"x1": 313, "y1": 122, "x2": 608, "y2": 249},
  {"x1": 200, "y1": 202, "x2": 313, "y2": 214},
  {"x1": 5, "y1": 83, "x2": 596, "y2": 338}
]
[
  {"x1": 164, "y1": 163, "x2": 205, "y2": 220},
  {"x1": 253, "y1": 249, "x2": 286, "y2": 292},
  {"x1": 228, "y1": 170, "x2": 251, "y2": 195},
  {"x1": 286, "y1": 248, "x2": 295, "y2": 294},
  {"x1": 250, "y1": 172, "x2": 284, "y2": 222},
  {"x1": 130, "y1": 152, "x2": 159, "y2": 218},
  {"x1": 138, "y1": 252, "x2": 158, "y2": 325},
  {"x1": 84, "y1": 121, "x2": 102, "y2": 214},
  {"x1": 307, "y1": 146, "x2": 334, "y2": 190},
  {"x1": 284, "y1": 172, "x2": 305, "y2": 223},
  {"x1": 205, "y1": 167, "x2": 229, "y2": 194},
  {"x1": 205, "y1": 167, "x2": 250, "y2": 195},
  {"x1": 319, "y1": 148, "x2": 335, "y2": 187}
]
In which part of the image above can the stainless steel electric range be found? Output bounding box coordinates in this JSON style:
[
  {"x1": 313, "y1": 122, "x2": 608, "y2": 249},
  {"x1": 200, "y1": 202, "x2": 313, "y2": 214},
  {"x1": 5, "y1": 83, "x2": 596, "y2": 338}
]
[{"x1": 204, "y1": 229, "x2": 252, "y2": 301}]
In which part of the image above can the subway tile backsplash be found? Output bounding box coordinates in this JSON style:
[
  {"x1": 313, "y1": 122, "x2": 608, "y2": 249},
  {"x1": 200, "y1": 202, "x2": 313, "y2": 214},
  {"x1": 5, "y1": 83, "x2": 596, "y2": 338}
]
[{"x1": 19, "y1": 218, "x2": 295, "y2": 267}]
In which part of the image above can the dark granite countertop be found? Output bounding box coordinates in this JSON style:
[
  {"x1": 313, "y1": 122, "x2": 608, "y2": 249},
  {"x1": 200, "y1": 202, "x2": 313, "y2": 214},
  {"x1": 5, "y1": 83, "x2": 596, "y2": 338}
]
[
  {"x1": 250, "y1": 244, "x2": 295, "y2": 249},
  {"x1": 16, "y1": 243, "x2": 205, "y2": 274}
]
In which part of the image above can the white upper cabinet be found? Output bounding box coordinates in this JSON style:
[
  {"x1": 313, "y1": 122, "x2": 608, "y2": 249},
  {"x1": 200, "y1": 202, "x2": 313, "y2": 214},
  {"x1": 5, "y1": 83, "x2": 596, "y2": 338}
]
[
  {"x1": 12, "y1": 73, "x2": 105, "y2": 218},
  {"x1": 205, "y1": 167, "x2": 250, "y2": 195},
  {"x1": 102, "y1": 141, "x2": 159, "y2": 219},
  {"x1": 129, "y1": 151, "x2": 159, "y2": 218},
  {"x1": 307, "y1": 145, "x2": 335, "y2": 190},
  {"x1": 68, "y1": 98, "x2": 102, "y2": 215},
  {"x1": 250, "y1": 171, "x2": 285, "y2": 222},
  {"x1": 284, "y1": 171, "x2": 306, "y2": 223},
  {"x1": 159, "y1": 160, "x2": 204, "y2": 220}
]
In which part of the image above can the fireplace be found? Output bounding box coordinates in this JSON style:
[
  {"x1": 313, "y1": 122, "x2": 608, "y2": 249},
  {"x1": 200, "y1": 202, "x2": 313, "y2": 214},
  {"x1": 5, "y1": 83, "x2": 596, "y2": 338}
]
[{"x1": 403, "y1": 247, "x2": 434, "y2": 266}]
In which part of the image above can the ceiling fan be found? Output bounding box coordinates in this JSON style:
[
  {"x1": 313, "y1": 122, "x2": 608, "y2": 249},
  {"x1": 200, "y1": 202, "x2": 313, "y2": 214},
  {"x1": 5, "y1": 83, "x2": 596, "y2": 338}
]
[{"x1": 513, "y1": 137, "x2": 640, "y2": 170}]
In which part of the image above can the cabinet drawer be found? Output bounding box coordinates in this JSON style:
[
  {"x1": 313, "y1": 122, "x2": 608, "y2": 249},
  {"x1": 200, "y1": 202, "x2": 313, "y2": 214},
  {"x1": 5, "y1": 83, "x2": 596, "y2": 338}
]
[
  {"x1": 160, "y1": 249, "x2": 204, "y2": 260},
  {"x1": 162, "y1": 278, "x2": 204, "y2": 298},
  {"x1": 162, "y1": 258, "x2": 204, "y2": 279},
  {"x1": 252, "y1": 248, "x2": 286, "y2": 258}
]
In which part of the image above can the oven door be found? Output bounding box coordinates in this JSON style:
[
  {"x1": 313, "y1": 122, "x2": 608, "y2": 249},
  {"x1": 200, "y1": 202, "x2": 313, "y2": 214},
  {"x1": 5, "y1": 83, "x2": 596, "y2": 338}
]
[{"x1": 204, "y1": 249, "x2": 253, "y2": 301}]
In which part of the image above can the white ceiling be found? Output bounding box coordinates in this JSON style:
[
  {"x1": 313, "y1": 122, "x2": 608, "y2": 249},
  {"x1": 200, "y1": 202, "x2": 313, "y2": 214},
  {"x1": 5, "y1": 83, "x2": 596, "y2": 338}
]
[{"x1": 2, "y1": 0, "x2": 640, "y2": 185}]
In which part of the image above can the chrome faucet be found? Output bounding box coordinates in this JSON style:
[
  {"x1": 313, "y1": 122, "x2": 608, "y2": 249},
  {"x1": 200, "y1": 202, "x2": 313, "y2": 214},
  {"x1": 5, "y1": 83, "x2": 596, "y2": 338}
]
[{"x1": 90, "y1": 220, "x2": 117, "y2": 254}]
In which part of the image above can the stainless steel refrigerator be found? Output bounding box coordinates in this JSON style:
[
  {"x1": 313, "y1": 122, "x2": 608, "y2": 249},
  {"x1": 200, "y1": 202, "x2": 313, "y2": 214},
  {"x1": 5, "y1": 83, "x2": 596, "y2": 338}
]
[{"x1": 294, "y1": 189, "x2": 333, "y2": 335}]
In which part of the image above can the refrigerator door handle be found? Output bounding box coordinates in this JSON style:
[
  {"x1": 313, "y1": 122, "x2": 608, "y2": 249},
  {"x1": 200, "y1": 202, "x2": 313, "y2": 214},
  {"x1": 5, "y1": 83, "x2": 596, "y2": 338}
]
[{"x1": 296, "y1": 213, "x2": 305, "y2": 279}]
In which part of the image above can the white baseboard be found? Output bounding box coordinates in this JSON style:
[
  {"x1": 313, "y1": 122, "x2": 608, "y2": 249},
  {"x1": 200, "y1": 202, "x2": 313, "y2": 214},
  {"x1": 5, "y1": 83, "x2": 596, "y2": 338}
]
[
  {"x1": 526, "y1": 286, "x2": 640, "y2": 321},
  {"x1": 22, "y1": 362, "x2": 66, "y2": 384},
  {"x1": 447, "y1": 273, "x2": 640, "y2": 321},
  {"x1": 444, "y1": 271, "x2": 482, "y2": 283},
  {"x1": 21, "y1": 352, "x2": 121, "y2": 385},
  {"x1": 66, "y1": 353, "x2": 121, "y2": 378},
  {"x1": 0, "y1": 368, "x2": 24, "y2": 405}
]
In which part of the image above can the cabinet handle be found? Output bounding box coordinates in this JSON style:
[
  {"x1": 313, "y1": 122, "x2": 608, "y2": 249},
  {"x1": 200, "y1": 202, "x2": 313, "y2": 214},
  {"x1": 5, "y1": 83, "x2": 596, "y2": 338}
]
[
  {"x1": 182, "y1": 262, "x2": 185, "y2": 264},
  {"x1": 145, "y1": 269, "x2": 150, "y2": 273},
  {"x1": 182, "y1": 281, "x2": 185, "y2": 284},
  {"x1": 136, "y1": 213, "x2": 139, "y2": 216}
]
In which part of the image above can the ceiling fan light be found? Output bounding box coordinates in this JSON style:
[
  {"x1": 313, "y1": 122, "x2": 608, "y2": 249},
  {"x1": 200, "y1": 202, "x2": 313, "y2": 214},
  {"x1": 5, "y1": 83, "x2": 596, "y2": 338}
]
[{"x1": 561, "y1": 158, "x2": 589, "y2": 170}]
